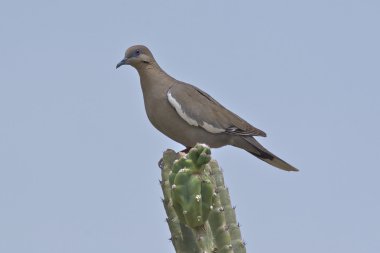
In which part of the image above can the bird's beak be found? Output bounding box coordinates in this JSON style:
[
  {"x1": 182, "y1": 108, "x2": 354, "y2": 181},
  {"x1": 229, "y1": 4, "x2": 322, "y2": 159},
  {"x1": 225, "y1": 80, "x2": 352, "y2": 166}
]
[{"x1": 116, "y1": 58, "x2": 127, "y2": 69}]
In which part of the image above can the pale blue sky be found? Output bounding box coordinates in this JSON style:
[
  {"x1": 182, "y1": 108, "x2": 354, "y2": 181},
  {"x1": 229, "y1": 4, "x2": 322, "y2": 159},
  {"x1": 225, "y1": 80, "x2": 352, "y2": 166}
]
[{"x1": 1, "y1": 1, "x2": 379, "y2": 252}]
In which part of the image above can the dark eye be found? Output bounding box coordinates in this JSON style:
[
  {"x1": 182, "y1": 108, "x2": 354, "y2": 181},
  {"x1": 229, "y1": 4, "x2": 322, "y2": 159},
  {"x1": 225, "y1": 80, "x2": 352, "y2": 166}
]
[{"x1": 135, "y1": 49, "x2": 140, "y2": 56}]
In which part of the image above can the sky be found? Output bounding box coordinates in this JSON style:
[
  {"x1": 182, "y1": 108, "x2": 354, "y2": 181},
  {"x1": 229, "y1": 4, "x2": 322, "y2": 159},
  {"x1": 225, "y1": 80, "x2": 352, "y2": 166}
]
[{"x1": 0, "y1": 1, "x2": 379, "y2": 252}]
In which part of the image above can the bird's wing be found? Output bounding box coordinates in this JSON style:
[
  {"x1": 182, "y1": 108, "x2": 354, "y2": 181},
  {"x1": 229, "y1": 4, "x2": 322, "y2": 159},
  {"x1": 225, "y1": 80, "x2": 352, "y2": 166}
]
[{"x1": 167, "y1": 82, "x2": 267, "y2": 137}]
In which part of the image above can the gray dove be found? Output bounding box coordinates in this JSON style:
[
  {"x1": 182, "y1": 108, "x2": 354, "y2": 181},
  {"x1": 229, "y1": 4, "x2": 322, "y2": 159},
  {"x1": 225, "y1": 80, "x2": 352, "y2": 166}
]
[{"x1": 116, "y1": 45, "x2": 298, "y2": 172}]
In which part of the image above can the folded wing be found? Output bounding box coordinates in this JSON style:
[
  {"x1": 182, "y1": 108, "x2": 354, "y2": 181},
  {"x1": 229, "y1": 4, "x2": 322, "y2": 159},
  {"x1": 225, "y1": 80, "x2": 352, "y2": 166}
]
[{"x1": 167, "y1": 82, "x2": 267, "y2": 137}]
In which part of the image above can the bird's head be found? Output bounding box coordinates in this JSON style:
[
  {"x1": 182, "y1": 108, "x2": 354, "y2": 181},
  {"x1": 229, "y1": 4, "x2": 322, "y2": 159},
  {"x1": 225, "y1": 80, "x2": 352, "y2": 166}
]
[{"x1": 116, "y1": 45, "x2": 154, "y2": 69}]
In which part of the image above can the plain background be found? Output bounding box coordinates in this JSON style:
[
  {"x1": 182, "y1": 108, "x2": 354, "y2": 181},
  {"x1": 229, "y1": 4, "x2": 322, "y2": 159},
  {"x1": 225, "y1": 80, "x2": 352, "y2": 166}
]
[{"x1": 1, "y1": 1, "x2": 379, "y2": 252}]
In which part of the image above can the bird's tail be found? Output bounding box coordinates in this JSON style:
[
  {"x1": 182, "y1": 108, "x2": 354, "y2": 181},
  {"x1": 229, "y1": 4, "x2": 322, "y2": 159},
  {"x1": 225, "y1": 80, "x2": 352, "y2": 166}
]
[{"x1": 233, "y1": 136, "x2": 298, "y2": 172}]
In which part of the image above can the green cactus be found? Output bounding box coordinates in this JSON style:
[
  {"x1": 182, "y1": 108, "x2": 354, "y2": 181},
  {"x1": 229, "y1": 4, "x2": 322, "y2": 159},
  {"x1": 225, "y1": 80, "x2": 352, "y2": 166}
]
[
  {"x1": 160, "y1": 144, "x2": 247, "y2": 253},
  {"x1": 208, "y1": 160, "x2": 246, "y2": 253},
  {"x1": 169, "y1": 144, "x2": 214, "y2": 229}
]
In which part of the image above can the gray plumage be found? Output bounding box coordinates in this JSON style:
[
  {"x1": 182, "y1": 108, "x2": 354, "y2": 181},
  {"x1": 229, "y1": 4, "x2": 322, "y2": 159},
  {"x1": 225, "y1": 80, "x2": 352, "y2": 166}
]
[{"x1": 116, "y1": 45, "x2": 298, "y2": 172}]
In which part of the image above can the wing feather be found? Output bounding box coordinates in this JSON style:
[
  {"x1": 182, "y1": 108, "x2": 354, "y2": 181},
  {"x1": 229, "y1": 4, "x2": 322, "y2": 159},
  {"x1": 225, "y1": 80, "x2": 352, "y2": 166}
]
[{"x1": 167, "y1": 83, "x2": 267, "y2": 137}]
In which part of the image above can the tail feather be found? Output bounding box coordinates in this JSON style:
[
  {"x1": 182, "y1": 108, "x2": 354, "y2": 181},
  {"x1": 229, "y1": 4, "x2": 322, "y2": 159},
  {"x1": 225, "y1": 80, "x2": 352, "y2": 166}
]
[{"x1": 233, "y1": 136, "x2": 298, "y2": 172}]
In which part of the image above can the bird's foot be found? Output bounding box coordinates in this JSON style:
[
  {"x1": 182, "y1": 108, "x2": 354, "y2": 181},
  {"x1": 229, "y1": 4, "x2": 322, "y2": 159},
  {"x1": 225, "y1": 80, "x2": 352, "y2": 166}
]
[
  {"x1": 180, "y1": 147, "x2": 192, "y2": 154},
  {"x1": 158, "y1": 158, "x2": 164, "y2": 169}
]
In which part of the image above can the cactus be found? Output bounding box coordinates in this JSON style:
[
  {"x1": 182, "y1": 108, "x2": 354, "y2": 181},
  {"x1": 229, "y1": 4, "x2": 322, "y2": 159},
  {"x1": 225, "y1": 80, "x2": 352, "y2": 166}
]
[
  {"x1": 160, "y1": 144, "x2": 247, "y2": 253},
  {"x1": 169, "y1": 144, "x2": 214, "y2": 229}
]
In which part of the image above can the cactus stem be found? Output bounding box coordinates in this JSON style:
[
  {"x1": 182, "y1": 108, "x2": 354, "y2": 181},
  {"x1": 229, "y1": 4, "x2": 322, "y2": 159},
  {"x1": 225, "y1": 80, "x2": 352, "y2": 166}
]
[{"x1": 160, "y1": 147, "x2": 247, "y2": 253}]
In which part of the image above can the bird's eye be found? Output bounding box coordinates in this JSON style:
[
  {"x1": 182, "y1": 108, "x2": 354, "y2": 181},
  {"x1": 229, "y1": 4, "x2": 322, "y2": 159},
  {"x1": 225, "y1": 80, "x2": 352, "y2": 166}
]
[{"x1": 135, "y1": 49, "x2": 140, "y2": 56}]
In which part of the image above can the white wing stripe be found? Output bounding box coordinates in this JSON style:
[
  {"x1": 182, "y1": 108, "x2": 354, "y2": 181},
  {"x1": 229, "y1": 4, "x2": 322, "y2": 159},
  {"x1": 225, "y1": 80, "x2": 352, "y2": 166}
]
[
  {"x1": 201, "y1": 121, "x2": 225, "y2": 133},
  {"x1": 167, "y1": 91, "x2": 199, "y2": 127},
  {"x1": 167, "y1": 90, "x2": 226, "y2": 134}
]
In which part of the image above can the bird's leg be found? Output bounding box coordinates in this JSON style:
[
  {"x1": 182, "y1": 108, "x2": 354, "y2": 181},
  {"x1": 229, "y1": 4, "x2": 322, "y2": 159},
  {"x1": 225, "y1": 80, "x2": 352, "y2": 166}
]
[{"x1": 180, "y1": 147, "x2": 192, "y2": 153}]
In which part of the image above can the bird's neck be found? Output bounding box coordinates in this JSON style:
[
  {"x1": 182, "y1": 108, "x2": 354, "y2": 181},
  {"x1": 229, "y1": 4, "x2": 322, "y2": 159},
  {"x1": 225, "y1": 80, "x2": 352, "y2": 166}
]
[
  {"x1": 136, "y1": 61, "x2": 163, "y2": 76},
  {"x1": 137, "y1": 62, "x2": 174, "y2": 94}
]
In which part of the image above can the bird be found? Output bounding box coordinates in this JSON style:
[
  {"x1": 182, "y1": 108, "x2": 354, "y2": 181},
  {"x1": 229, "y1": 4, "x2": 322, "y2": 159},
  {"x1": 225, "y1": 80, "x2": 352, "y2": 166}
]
[{"x1": 116, "y1": 45, "x2": 298, "y2": 172}]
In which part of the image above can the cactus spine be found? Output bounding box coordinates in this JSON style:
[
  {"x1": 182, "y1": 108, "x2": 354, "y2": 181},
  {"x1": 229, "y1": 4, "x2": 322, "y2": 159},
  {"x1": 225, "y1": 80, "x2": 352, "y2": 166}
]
[{"x1": 160, "y1": 144, "x2": 247, "y2": 253}]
